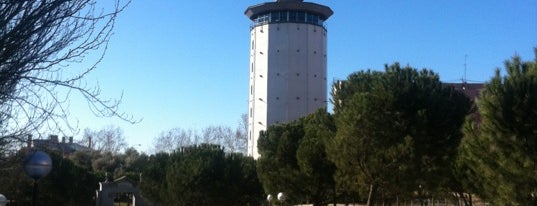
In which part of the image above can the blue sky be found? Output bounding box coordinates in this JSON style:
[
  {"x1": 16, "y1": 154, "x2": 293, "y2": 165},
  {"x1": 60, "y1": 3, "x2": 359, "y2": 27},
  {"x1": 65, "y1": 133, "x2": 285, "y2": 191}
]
[{"x1": 61, "y1": 0, "x2": 536, "y2": 153}]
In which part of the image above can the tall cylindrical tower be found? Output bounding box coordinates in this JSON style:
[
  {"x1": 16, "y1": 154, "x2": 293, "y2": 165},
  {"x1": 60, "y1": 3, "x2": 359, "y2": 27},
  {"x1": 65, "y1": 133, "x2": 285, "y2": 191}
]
[{"x1": 245, "y1": 0, "x2": 333, "y2": 158}]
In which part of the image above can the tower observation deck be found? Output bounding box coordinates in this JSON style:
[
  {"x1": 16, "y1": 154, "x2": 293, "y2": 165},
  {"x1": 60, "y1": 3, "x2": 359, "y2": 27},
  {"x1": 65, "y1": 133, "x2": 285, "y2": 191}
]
[
  {"x1": 246, "y1": 0, "x2": 333, "y2": 28},
  {"x1": 245, "y1": 0, "x2": 333, "y2": 159}
]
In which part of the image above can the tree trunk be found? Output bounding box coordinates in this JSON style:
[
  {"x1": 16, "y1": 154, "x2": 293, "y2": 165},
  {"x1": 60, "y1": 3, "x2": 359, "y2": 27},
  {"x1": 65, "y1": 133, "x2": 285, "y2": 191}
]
[
  {"x1": 333, "y1": 185, "x2": 337, "y2": 206},
  {"x1": 468, "y1": 194, "x2": 473, "y2": 206},
  {"x1": 461, "y1": 192, "x2": 474, "y2": 206},
  {"x1": 366, "y1": 184, "x2": 376, "y2": 206}
]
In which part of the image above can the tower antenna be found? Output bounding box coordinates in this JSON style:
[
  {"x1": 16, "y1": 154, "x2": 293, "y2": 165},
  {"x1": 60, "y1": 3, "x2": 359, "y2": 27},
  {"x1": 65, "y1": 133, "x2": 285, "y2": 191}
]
[
  {"x1": 463, "y1": 54, "x2": 467, "y2": 83},
  {"x1": 462, "y1": 55, "x2": 468, "y2": 90}
]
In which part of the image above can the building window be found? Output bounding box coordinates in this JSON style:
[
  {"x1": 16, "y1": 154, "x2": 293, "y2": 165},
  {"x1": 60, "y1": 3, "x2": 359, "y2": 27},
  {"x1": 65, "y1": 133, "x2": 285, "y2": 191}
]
[
  {"x1": 251, "y1": 10, "x2": 326, "y2": 28},
  {"x1": 282, "y1": 11, "x2": 289, "y2": 21},
  {"x1": 289, "y1": 11, "x2": 297, "y2": 22},
  {"x1": 297, "y1": 11, "x2": 305, "y2": 22},
  {"x1": 271, "y1": 11, "x2": 280, "y2": 22},
  {"x1": 307, "y1": 13, "x2": 319, "y2": 24},
  {"x1": 307, "y1": 13, "x2": 313, "y2": 23}
]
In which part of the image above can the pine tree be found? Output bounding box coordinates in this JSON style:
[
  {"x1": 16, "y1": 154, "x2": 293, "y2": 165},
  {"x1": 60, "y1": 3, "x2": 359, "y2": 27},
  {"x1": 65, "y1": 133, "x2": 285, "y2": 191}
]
[
  {"x1": 329, "y1": 64, "x2": 471, "y2": 204},
  {"x1": 458, "y1": 49, "x2": 537, "y2": 205},
  {"x1": 257, "y1": 110, "x2": 337, "y2": 205}
]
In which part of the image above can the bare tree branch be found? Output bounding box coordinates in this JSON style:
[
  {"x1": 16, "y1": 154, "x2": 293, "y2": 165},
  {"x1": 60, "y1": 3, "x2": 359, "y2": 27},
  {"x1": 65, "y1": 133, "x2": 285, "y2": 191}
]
[
  {"x1": 0, "y1": 0, "x2": 136, "y2": 154},
  {"x1": 152, "y1": 114, "x2": 248, "y2": 155}
]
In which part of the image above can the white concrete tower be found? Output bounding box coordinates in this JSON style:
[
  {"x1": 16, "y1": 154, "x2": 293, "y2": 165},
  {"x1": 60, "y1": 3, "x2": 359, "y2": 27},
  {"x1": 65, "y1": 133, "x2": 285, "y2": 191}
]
[{"x1": 245, "y1": 0, "x2": 333, "y2": 158}]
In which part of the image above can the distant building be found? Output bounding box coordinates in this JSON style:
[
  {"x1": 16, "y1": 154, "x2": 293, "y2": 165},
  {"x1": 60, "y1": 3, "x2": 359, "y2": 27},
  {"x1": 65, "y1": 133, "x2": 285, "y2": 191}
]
[
  {"x1": 245, "y1": 0, "x2": 333, "y2": 159},
  {"x1": 29, "y1": 134, "x2": 91, "y2": 154},
  {"x1": 444, "y1": 82, "x2": 485, "y2": 101}
]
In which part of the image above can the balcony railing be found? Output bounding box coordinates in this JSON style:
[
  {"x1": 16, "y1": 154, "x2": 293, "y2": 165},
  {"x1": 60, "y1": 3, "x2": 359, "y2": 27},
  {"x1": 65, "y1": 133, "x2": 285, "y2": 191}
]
[{"x1": 251, "y1": 10, "x2": 327, "y2": 29}]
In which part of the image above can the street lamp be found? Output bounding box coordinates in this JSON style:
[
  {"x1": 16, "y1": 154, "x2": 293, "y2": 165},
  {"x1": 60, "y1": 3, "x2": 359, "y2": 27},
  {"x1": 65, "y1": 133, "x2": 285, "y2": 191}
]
[
  {"x1": 267, "y1": 194, "x2": 273, "y2": 206},
  {"x1": 277, "y1": 192, "x2": 285, "y2": 206},
  {"x1": 0, "y1": 194, "x2": 6, "y2": 206},
  {"x1": 418, "y1": 184, "x2": 425, "y2": 206},
  {"x1": 24, "y1": 150, "x2": 52, "y2": 206}
]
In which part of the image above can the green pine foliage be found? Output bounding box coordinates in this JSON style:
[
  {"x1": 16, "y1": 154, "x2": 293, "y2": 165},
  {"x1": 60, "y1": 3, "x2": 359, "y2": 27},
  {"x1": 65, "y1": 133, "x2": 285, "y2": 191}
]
[
  {"x1": 256, "y1": 109, "x2": 337, "y2": 206},
  {"x1": 329, "y1": 63, "x2": 471, "y2": 204},
  {"x1": 458, "y1": 50, "x2": 537, "y2": 205},
  {"x1": 40, "y1": 151, "x2": 101, "y2": 206},
  {"x1": 256, "y1": 120, "x2": 307, "y2": 204},
  {"x1": 0, "y1": 150, "x2": 100, "y2": 206},
  {"x1": 139, "y1": 152, "x2": 170, "y2": 204},
  {"x1": 140, "y1": 144, "x2": 263, "y2": 206},
  {"x1": 296, "y1": 110, "x2": 338, "y2": 205}
]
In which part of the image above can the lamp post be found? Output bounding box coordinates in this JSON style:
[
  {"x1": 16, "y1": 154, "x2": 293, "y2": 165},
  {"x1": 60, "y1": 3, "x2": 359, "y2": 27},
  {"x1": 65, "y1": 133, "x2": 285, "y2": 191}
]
[
  {"x1": 277, "y1": 192, "x2": 285, "y2": 206},
  {"x1": 0, "y1": 194, "x2": 6, "y2": 206},
  {"x1": 418, "y1": 184, "x2": 424, "y2": 206},
  {"x1": 24, "y1": 150, "x2": 52, "y2": 206},
  {"x1": 267, "y1": 194, "x2": 273, "y2": 206}
]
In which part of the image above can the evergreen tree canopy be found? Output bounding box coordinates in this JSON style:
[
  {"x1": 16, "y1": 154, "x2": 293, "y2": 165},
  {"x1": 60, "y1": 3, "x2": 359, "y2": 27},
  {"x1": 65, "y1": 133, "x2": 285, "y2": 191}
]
[
  {"x1": 0, "y1": 150, "x2": 100, "y2": 206},
  {"x1": 257, "y1": 119, "x2": 307, "y2": 203},
  {"x1": 458, "y1": 49, "x2": 537, "y2": 205},
  {"x1": 296, "y1": 110, "x2": 337, "y2": 205},
  {"x1": 140, "y1": 144, "x2": 263, "y2": 206},
  {"x1": 329, "y1": 63, "x2": 471, "y2": 204},
  {"x1": 257, "y1": 110, "x2": 337, "y2": 206}
]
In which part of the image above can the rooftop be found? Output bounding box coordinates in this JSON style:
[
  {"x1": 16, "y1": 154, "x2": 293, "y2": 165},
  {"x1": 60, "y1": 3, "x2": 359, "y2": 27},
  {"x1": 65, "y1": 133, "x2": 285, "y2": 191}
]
[{"x1": 245, "y1": 0, "x2": 333, "y2": 20}]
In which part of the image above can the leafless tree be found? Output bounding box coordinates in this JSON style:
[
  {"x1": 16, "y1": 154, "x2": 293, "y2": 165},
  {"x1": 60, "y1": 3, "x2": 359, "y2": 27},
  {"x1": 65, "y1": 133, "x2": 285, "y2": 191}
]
[
  {"x1": 201, "y1": 126, "x2": 236, "y2": 152},
  {"x1": 198, "y1": 114, "x2": 248, "y2": 154},
  {"x1": 154, "y1": 126, "x2": 247, "y2": 154},
  {"x1": 152, "y1": 114, "x2": 248, "y2": 154},
  {"x1": 82, "y1": 125, "x2": 127, "y2": 154},
  {"x1": 0, "y1": 0, "x2": 133, "y2": 152},
  {"x1": 235, "y1": 113, "x2": 248, "y2": 153},
  {"x1": 200, "y1": 124, "x2": 247, "y2": 154},
  {"x1": 151, "y1": 127, "x2": 198, "y2": 154}
]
